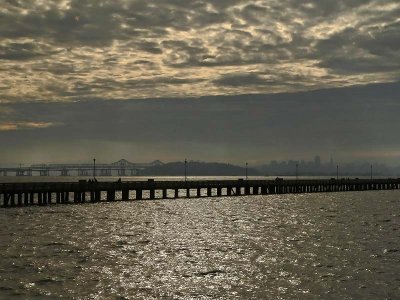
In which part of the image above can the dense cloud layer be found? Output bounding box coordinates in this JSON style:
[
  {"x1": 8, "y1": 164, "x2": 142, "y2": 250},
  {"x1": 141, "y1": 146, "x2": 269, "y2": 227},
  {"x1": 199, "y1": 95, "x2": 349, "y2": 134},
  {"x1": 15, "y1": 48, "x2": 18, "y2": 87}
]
[
  {"x1": 0, "y1": 1, "x2": 399, "y2": 164},
  {"x1": 0, "y1": 0, "x2": 399, "y2": 102}
]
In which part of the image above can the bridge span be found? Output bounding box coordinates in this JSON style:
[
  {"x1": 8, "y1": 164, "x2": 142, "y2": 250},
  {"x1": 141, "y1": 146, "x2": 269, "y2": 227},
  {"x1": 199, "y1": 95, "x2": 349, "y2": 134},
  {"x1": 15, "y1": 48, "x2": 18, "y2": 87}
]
[
  {"x1": 1, "y1": 178, "x2": 399, "y2": 207},
  {"x1": 0, "y1": 159, "x2": 162, "y2": 177}
]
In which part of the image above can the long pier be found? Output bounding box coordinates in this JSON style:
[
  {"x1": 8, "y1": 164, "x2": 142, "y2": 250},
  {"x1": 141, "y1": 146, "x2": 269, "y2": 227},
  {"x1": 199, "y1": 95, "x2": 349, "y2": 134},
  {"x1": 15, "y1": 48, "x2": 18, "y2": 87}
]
[{"x1": 1, "y1": 178, "x2": 400, "y2": 208}]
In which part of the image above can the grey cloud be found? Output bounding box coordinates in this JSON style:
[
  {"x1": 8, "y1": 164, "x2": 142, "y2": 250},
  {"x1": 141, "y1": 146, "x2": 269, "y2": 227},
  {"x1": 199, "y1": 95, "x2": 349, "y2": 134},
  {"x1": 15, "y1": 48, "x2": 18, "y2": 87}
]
[
  {"x1": 1, "y1": 1, "x2": 134, "y2": 46},
  {"x1": 103, "y1": 57, "x2": 118, "y2": 65},
  {"x1": 358, "y1": 22, "x2": 400, "y2": 56},
  {"x1": 315, "y1": 23, "x2": 400, "y2": 74},
  {"x1": 209, "y1": 0, "x2": 248, "y2": 10},
  {"x1": 0, "y1": 42, "x2": 59, "y2": 60},
  {"x1": 1, "y1": 82, "x2": 399, "y2": 164},
  {"x1": 0, "y1": 106, "x2": 16, "y2": 122},
  {"x1": 31, "y1": 62, "x2": 76, "y2": 75},
  {"x1": 136, "y1": 41, "x2": 163, "y2": 54},
  {"x1": 0, "y1": 0, "x2": 228, "y2": 50},
  {"x1": 54, "y1": 76, "x2": 207, "y2": 98},
  {"x1": 133, "y1": 60, "x2": 157, "y2": 66},
  {"x1": 160, "y1": 27, "x2": 294, "y2": 68},
  {"x1": 190, "y1": 10, "x2": 228, "y2": 27},
  {"x1": 318, "y1": 56, "x2": 400, "y2": 74},
  {"x1": 282, "y1": 0, "x2": 376, "y2": 18},
  {"x1": 162, "y1": 39, "x2": 209, "y2": 67},
  {"x1": 213, "y1": 73, "x2": 275, "y2": 87},
  {"x1": 123, "y1": 77, "x2": 206, "y2": 87},
  {"x1": 238, "y1": 4, "x2": 269, "y2": 25}
]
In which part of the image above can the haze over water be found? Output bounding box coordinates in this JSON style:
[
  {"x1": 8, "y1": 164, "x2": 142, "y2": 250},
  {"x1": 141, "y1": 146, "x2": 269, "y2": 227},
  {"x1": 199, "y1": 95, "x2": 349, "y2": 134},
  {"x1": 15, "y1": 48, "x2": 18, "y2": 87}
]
[
  {"x1": 1, "y1": 189, "x2": 399, "y2": 299},
  {"x1": 0, "y1": 175, "x2": 383, "y2": 184}
]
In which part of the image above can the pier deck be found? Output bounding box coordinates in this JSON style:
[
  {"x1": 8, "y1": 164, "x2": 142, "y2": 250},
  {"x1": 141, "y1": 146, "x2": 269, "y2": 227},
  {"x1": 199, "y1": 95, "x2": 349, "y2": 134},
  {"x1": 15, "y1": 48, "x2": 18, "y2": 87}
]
[{"x1": 1, "y1": 178, "x2": 400, "y2": 207}]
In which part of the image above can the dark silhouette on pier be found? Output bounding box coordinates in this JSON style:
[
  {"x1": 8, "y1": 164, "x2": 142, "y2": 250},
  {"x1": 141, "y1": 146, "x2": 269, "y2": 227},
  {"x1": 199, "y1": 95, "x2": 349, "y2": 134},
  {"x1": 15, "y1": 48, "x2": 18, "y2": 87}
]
[{"x1": 1, "y1": 178, "x2": 400, "y2": 208}]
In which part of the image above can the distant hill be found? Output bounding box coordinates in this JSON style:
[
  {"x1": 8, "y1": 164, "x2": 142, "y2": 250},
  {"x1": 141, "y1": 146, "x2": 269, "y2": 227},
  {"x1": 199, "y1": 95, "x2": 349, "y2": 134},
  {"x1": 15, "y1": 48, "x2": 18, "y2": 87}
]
[{"x1": 140, "y1": 161, "x2": 261, "y2": 176}]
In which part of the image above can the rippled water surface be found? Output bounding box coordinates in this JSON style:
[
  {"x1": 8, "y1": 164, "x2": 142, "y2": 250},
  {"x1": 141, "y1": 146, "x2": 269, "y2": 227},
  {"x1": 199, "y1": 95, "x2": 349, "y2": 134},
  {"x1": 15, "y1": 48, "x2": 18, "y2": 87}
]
[{"x1": 1, "y1": 191, "x2": 399, "y2": 299}]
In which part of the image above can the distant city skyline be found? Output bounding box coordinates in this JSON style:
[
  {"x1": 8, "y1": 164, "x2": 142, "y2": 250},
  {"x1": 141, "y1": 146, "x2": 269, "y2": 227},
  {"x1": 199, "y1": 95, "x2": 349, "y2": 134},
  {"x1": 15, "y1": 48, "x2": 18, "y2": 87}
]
[{"x1": 259, "y1": 155, "x2": 400, "y2": 176}]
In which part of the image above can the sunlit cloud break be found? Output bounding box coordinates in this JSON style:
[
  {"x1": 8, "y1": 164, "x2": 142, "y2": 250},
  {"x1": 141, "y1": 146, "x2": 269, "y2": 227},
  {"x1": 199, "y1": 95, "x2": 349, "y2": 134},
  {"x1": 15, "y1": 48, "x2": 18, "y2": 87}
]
[{"x1": 0, "y1": 122, "x2": 58, "y2": 131}]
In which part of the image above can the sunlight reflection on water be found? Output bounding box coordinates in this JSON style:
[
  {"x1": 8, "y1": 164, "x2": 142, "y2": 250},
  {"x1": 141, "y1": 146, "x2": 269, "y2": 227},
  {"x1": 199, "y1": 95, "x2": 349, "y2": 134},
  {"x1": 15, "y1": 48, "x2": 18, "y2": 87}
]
[{"x1": 0, "y1": 191, "x2": 399, "y2": 299}]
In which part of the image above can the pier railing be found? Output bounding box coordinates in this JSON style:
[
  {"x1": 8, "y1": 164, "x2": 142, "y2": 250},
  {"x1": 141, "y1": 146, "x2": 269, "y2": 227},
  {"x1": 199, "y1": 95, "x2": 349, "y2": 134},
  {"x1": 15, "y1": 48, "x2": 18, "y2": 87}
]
[{"x1": 1, "y1": 178, "x2": 400, "y2": 207}]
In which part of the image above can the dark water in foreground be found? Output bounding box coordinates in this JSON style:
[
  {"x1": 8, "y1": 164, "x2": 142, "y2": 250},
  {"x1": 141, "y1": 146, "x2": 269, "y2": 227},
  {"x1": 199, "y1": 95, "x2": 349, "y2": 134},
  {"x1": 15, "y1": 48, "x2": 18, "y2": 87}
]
[{"x1": 0, "y1": 191, "x2": 399, "y2": 299}]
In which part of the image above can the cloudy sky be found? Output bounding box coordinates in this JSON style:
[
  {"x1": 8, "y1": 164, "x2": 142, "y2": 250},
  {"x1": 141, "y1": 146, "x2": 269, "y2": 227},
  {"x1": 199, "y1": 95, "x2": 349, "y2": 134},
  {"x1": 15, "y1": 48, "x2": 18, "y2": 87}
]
[{"x1": 0, "y1": 0, "x2": 399, "y2": 165}]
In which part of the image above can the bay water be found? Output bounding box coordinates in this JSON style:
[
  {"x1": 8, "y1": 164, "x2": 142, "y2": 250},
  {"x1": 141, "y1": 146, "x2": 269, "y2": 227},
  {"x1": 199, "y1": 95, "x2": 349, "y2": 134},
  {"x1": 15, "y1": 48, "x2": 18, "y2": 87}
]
[{"x1": 0, "y1": 177, "x2": 399, "y2": 299}]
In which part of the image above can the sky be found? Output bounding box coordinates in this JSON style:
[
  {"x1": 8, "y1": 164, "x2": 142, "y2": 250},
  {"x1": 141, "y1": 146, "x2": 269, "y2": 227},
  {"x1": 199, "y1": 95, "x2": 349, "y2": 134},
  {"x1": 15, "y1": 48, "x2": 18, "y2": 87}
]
[{"x1": 0, "y1": 0, "x2": 399, "y2": 165}]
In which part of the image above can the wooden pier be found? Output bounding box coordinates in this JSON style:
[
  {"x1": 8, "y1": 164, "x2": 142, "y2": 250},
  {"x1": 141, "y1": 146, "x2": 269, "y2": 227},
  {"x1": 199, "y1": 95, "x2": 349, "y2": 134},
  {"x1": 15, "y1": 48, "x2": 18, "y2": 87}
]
[{"x1": 1, "y1": 178, "x2": 400, "y2": 208}]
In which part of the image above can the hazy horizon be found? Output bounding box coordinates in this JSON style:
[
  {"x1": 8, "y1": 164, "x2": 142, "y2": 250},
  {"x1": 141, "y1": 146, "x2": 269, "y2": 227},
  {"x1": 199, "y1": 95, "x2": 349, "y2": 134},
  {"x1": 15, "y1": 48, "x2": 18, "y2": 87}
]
[{"x1": 1, "y1": 153, "x2": 400, "y2": 169}]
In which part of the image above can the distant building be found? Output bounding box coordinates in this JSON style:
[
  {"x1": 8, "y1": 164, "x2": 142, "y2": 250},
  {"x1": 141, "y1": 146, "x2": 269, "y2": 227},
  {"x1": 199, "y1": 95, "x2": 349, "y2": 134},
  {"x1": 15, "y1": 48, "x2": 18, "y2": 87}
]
[
  {"x1": 314, "y1": 155, "x2": 321, "y2": 167},
  {"x1": 329, "y1": 155, "x2": 334, "y2": 168}
]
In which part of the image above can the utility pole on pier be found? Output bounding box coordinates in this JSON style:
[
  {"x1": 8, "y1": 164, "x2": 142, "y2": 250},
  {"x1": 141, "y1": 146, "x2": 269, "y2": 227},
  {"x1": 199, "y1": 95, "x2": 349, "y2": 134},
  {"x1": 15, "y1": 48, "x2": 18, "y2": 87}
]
[
  {"x1": 245, "y1": 162, "x2": 248, "y2": 180},
  {"x1": 336, "y1": 165, "x2": 339, "y2": 180},
  {"x1": 184, "y1": 159, "x2": 187, "y2": 182},
  {"x1": 19, "y1": 163, "x2": 23, "y2": 176},
  {"x1": 93, "y1": 158, "x2": 96, "y2": 180},
  {"x1": 370, "y1": 164, "x2": 372, "y2": 180}
]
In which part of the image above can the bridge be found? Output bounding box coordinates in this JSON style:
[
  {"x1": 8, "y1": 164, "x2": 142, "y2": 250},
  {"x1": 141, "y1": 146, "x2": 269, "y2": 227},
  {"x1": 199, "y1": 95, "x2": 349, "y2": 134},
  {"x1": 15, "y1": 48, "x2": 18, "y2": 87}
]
[
  {"x1": 1, "y1": 178, "x2": 399, "y2": 207},
  {"x1": 0, "y1": 159, "x2": 163, "y2": 176}
]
